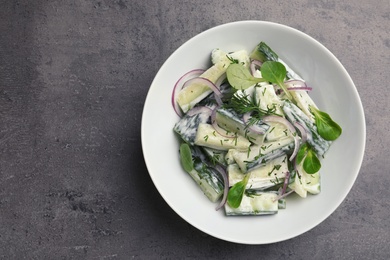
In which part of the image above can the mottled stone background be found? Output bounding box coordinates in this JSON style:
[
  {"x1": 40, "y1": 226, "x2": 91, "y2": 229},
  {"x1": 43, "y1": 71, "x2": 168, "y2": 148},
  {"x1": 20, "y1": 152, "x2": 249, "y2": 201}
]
[{"x1": 0, "y1": 0, "x2": 389, "y2": 259}]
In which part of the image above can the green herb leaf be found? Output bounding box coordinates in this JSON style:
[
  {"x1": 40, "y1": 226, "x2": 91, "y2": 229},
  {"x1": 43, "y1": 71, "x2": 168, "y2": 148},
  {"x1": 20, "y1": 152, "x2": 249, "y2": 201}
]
[
  {"x1": 226, "y1": 64, "x2": 265, "y2": 90},
  {"x1": 310, "y1": 106, "x2": 342, "y2": 141},
  {"x1": 227, "y1": 173, "x2": 251, "y2": 208},
  {"x1": 303, "y1": 148, "x2": 321, "y2": 174},
  {"x1": 296, "y1": 143, "x2": 309, "y2": 165},
  {"x1": 260, "y1": 61, "x2": 292, "y2": 99},
  {"x1": 296, "y1": 143, "x2": 321, "y2": 174},
  {"x1": 179, "y1": 143, "x2": 193, "y2": 173}
]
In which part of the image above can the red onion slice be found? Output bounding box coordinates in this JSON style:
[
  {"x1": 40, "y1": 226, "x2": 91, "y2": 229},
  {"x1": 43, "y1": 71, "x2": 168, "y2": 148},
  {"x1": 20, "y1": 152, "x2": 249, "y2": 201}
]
[
  {"x1": 262, "y1": 115, "x2": 300, "y2": 161},
  {"x1": 285, "y1": 79, "x2": 306, "y2": 85},
  {"x1": 215, "y1": 165, "x2": 229, "y2": 211},
  {"x1": 274, "y1": 189, "x2": 295, "y2": 202},
  {"x1": 285, "y1": 79, "x2": 312, "y2": 91},
  {"x1": 215, "y1": 74, "x2": 227, "y2": 89},
  {"x1": 172, "y1": 69, "x2": 205, "y2": 117},
  {"x1": 243, "y1": 112, "x2": 267, "y2": 135},
  {"x1": 280, "y1": 171, "x2": 291, "y2": 196},
  {"x1": 293, "y1": 121, "x2": 307, "y2": 143},
  {"x1": 182, "y1": 77, "x2": 223, "y2": 106},
  {"x1": 287, "y1": 86, "x2": 313, "y2": 91}
]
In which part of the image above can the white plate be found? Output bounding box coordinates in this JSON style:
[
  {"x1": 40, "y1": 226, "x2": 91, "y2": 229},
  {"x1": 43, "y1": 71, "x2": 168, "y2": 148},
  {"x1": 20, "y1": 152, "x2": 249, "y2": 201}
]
[{"x1": 141, "y1": 21, "x2": 365, "y2": 244}]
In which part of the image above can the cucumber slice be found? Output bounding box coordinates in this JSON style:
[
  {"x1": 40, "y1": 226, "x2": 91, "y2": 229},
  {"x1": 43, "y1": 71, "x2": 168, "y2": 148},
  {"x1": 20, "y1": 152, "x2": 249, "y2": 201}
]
[
  {"x1": 173, "y1": 110, "x2": 210, "y2": 145},
  {"x1": 194, "y1": 123, "x2": 251, "y2": 151},
  {"x1": 225, "y1": 149, "x2": 236, "y2": 165},
  {"x1": 296, "y1": 162, "x2": 321, "y2": 195},
  {"x1": 303, "y1": 171, "x2": 321, "y2": 194},
  {"x1": 187, "y1": 168, "x2": 223, "y2": 202},
  {"x1": 230, "y1": 137, "x2": 293, "y2": 173},
  {"x1": 288, "y1": 171, "x2": 307, "y2": 198},
  {"x1": 201, "y1": 147, "x2": 227, "y2": 166},
  {"x1": 224, "y1": 191, "x2": 279, "y2": 216},
  {"x1": 283, "y1": 100, "x2": 331, "y2": 157},
  {"x1": 177, "y1": 49, "x2": 250, "y2": 113},
  {"x1": 212, "y1": 49, "x2": 250, "y2": 67},
  {"x1": 288, "y1": 162, "x2": 321, "y2": 198},
  {"x1": 176, "y1": 61, "x2": 228, "y2": 113},
  {"x1": 228, "y1": 154, "x2": 288, "y2": 189},
  {"x1": 290, "y1": 90, "x2": 318, "y2": 122},
  {"x1": 255, "y1": 84, "x2": 284, "y2": 116},
  {"x1": 254, "y1": 84, "x2": 289, "y2": 142},
  {"x1": 250, "y1": 41, "x2": 303, "y2": 80},
  {"x1": 215, "y1": 107, "x2": 268, "y2": 145},
  {"x1": 180, "y1": 145, "x2": 224, "y2": 202}
]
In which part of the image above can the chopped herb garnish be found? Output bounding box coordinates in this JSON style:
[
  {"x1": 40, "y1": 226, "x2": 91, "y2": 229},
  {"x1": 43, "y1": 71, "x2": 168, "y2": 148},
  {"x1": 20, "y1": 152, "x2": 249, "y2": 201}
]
[
  {"x1": 247, "y1": 146, "x2": 251, "y2": 158},
  {"x1": 268, "y1": 164, "x2": 282, "y2": 176},
  {"x1": 211, "y1": 153, "x2": 221, "y2": 165},
  {"x1": 227, "y1": 55, "x2": 239, "y2": 64}
]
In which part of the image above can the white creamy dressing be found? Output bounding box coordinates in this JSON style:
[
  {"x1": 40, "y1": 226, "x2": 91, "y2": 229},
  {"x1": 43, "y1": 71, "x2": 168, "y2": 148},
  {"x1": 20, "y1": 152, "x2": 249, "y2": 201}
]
[{"x1": 174, "y1": 112, "x2": 210, "y2": 144}]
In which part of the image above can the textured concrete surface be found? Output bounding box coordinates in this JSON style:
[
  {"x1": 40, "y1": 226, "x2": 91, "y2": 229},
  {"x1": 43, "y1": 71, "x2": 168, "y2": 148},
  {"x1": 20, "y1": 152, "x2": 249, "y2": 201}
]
[{"x1": 0, "y1": 0, "x2": 389, "y2": 259}]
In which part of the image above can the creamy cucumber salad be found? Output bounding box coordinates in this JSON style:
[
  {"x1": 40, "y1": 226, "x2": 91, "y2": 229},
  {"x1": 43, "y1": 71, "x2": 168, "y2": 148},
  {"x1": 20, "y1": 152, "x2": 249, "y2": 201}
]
[{"x1": 172, "y1": 42, "x2": 342, "y2": 216}]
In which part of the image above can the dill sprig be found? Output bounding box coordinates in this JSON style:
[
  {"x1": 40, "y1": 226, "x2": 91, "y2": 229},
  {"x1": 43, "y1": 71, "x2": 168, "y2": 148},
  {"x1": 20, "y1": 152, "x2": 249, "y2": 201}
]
[{"x1": 224, "y1": 92, "x2": 278, "y2": 124}]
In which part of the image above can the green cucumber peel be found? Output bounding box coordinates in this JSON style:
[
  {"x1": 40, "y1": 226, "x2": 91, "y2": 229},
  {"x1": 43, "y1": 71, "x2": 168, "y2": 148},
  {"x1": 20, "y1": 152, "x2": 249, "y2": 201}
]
[
  {"x1": 250, "y1": 42, "x2": 279, "y2": 62},
  {"x1": 310, "y1": 106, "x2": 342, "y2": 141},
  {"x1": 227, "y1": 173, "x2": 251, "y2": 208},
  {"x1": 179, "y1": 143, "x2": 193, "y2": 172},
  {"x1": 260, "y1": 61, "x2": 292, "y2": 100},
  {"x1": 226, "y1": 63, "x2": 266, "y2": 90}
]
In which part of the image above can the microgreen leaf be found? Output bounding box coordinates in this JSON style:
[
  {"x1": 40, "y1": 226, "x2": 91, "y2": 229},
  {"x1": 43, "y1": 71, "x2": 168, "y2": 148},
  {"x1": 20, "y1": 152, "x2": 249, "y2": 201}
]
[
  {"x1": 260, "y1": 61, "x2": 292, "y2": 99},
  {"x1": 179, "y1": 143, "x2": 193, "y2": 173},
  {"x1": 310, "y1": 106, "x2": 342, "y2": 141},
  {"x1": 227, "y1": 173, "x2": 251, "y2": 208},
  {"x1": 296, "y1": 143, "x2": 309, "y2": 165},
  {"x1": 296, "y1": 143, "x2": 321, "y2": 174},
  {"x1": 302, "y1": 148, "x2": 321, "y2": 174},
  {"x1": 226, "y1": 64, "x2": 265, "y2": 90}
]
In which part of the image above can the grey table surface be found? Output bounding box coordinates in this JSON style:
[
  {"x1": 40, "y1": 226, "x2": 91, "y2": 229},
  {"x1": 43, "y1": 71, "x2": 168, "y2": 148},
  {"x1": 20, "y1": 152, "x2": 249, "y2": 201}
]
[{"x1": 0, "y1": 0, "x2": 389, "y2": 259}]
